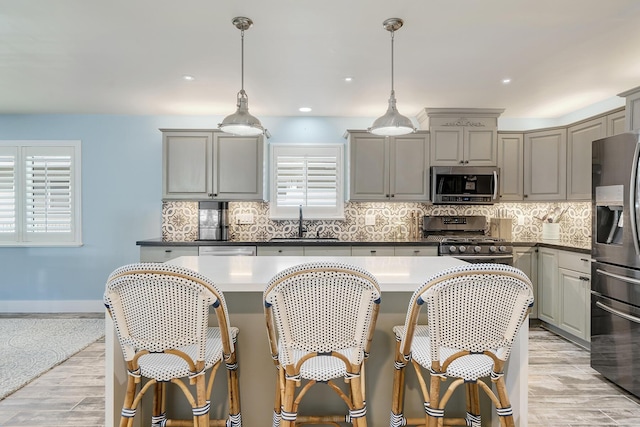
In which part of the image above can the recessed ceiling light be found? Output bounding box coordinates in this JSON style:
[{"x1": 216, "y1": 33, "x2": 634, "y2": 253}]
[
  {"x1": 183, "y1": 75, "x2": 195, "y2": 81},
  {"x1": 502, "y1": 78, "x2": 511, "y2": 84},
  {"x1": 299, "y1": 107, "x2": 312, "y2": 112},
  {"x1": 344, "y1": 77, "x2": 353, "y2": 82}
]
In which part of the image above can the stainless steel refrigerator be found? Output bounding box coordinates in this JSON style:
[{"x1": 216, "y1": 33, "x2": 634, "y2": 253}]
[{"x1": 591, "y1": 131, "x2": 640, "y2": 397}]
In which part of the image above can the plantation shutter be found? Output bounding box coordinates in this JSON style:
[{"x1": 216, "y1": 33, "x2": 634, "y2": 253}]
[
  {"x1": 276, "y1": 155, "x2": 338, "y2": 207},
  {"x1": 0, "y1": 148, "x2": 17, "y2": 238},
  {"x1": 23, "y1": 146, "x2": 75, "y2": 240}
]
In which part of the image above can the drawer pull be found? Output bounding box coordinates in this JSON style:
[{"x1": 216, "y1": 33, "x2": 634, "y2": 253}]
[
  {"x1": 370, "y1": 250, "x2": 377, "y2": 254},
  {"x1": 164, "y1": 250, "x2": 172, "y2": 253},
  {"x1": 579, "y1": 276, "x2": 590, "y2": 281},
  {"x1": 413, "y1": 250, "x2": 420, "y2": 254},
  {"x1": 580, "y1": 258, "x2": 590, "y2": 262}
]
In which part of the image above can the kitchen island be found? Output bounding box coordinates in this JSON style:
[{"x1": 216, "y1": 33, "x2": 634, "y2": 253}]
[{"x1": 106, "y1": 256, "x2": 528, "y2": 427}]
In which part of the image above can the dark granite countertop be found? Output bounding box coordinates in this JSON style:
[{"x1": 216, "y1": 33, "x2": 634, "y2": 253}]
[{"x1": 137, "y1": 237, "x2": 591, "y2": 254}]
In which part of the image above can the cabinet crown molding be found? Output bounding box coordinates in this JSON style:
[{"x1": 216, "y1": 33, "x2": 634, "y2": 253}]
[
  {"x1": 417, "y1": 108, "x2": 504, "y2": 130},
  {"x1": 442, "y1": 117, "x2": 485, "y2": 127}
]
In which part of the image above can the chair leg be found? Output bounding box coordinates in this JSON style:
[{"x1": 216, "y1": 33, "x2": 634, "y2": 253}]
[
  {"x1": 426, "y1": 373, "x2": 442, "y2": 427},
  {"x1": 194, "y1": 373, "x2": 209, "y2": 427},
  {"x1": 390, "y1": 340, "x2": 407, "y2": 427},
  {"x1": 465, "y1": 382, "x2": 481, "y2": 427},
  {"x1": 272, "y1": 368, "x2": 283, "y2": 427},
  {"x1": 226, "y1": 354, "x2": 242, "y2": 427},
  {"x1": 349, "y1": 371, "x2": 367, "y2": 427},
  {"x1": 494, "y1": 376, "x2": 515, "y2": 427},
  {"x1": 120, "y1": 367, "x2": 138, "y2": 427},
  {"x1": 281, "y1": 375, "x2": 297, "y2": 427},
  {"x1": 152, "y1": 382, "x2": 166, "y2": 427}
]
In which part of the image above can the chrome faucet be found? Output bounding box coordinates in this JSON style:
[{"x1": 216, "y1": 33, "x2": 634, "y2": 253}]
[{"x1": 298, "y1": 205, "x2": 306, "y2": 238}]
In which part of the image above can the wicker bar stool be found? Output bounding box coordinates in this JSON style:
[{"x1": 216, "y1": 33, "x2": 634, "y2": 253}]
[
  {"x1": 389, "y1": 263, "x2": 534, "y2": 427},
  {"x1": 104, "y1": 263, "x2": 241, "y2": 427},
  {"x1": 264, "y1": 261, "x2": 381, "y2": 427}
]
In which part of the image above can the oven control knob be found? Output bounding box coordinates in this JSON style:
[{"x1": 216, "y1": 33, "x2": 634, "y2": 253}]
[
  {"x1": 489, "y1": 246, "x2": 497, "y2": 253},
  {"x1": 459, "y1": 246, "x2": 467, "y2": 253},
  {"x1": 499, "y1": 245, "x2": 507, "y2": 252},
  {"x1": 448, "y1": 246, "x2": 457, "y2": 253},
  {"x1": 473, "y1": 246, "x2": 482, "y2": 253}
]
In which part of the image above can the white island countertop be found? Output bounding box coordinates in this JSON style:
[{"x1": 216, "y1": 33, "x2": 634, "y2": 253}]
[{"x1": 167, "y1": 255, "x2": 469, "y2": 292}]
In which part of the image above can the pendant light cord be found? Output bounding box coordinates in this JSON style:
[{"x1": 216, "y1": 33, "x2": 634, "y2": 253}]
[
  {"x1": 390, "y1": 29, "x2": 395, "y2": 94},
  {"x1": 240, "y1": 29, "x2": 245, "y2": 93}
]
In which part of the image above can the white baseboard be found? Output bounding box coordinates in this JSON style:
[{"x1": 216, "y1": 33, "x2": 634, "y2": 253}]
[{"x1": 0, "y1": 300, "x2": 104, "y2": 313}]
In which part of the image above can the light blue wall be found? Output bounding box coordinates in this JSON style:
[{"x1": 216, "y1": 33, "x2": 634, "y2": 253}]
[{"x1": 0, "y1": 114, "x2": 376, "y2": 306}]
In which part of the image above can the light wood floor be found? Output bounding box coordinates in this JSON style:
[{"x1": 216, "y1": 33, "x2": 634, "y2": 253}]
[{"x1": 1, "y1": 327, "x2": 639, "y2": 426}]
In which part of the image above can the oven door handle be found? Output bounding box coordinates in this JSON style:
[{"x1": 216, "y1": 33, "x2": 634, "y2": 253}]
[
  {"x1": 595, "y1": 301, "x2": 640, "y2": 324},
  {"x1": 596, "y1": 268, "x2": 640, "y2": 286},
  {"x1": 447, "y1": 254, "x2": 513, "y2": 260}
]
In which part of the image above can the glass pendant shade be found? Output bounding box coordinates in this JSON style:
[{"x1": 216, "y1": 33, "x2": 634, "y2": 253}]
[
  {"x1": 369, "y1": 91, "x2": 415, "y2": 136},
  {"x1": 219, "y1": 89, "x2": 264, "y2": 136}
]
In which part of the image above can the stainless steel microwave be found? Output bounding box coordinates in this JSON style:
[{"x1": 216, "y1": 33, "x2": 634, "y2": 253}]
[{"x1": 431, "y1": 166, "x2": 499, "y2": 204}]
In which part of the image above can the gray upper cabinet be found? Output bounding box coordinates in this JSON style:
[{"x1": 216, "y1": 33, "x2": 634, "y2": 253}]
[
  {"x1": 347, "y1": 130, "x2": 429, "y2": 201},
  {"x1": 497, "y1": 132, "x2": 524, "y2": 201},
  {"x1": 162, "y1": 129, "x2": 264, "y2": 201},
  {"x1": 567, "y1": 117, "x2": 606, "y2": 200},
  {"x1": 421, "y1": 108, "x2": 503, "y2": 167},
  {"x1": 524, "y1": 128, "x2": 567, "y2": 201},
  {"x1": 619, "y1": 86, "x2": 640, "y2": 132},
  {"x1": 606, "y1": 108, "x2": 626, "y2": 136}
]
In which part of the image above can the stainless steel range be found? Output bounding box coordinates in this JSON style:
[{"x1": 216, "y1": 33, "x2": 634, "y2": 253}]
[{"x1": 423, "y1": 215, "x2": 513, "y2": 265}]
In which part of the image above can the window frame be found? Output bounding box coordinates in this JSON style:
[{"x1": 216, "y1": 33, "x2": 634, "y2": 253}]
[
  {"x1": 269, "y1": 143, "x2": 344, "y2": 220},
  {"x1": 0, "y1": 140, "x2": 82, "y2": 247}
]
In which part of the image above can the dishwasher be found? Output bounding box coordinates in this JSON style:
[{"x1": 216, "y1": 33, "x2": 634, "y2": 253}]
[{"x1": 198, "y1": 246, "x2": 257, "y2": 256}]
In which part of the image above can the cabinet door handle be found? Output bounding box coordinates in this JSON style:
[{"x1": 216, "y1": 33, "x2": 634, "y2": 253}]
[
  {"x1": 465, "y1": 160, "x2": 469, "y2": 164},
  {"x1": 164, "y1": 249, "x2": 172, "y2": 253},
  {"x1": 208, "y1": 193, "x2": 213, "y2": 197},
  {"x1": 459, "y1": 160, "x2": 464, "y2": 164},
  {"x1": 385, "y1": 194, "x2": 389, "y2": 197},
  {"x1": 580, "y1": 258, "x2": 590, "y2": 262},
  {"x1": 524, "y1": 194, "x2": 529, "y2": 198},
  {"x1": 391, "y1": 194, "x2": 395, "y2": 198},
  {"x1": 579, "y1": 276, "x2": 590, "y2": 281}
]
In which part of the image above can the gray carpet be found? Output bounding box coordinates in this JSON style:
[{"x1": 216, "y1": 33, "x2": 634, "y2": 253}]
[{"x1": 0, "y1": 317, "x2": 105, "y2": 400}]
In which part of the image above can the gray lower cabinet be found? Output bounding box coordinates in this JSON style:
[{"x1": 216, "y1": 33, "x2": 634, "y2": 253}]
[
  {"x1": 513, "y1": 246, "x2": 538, "y2": 318},
  {"x1": 140, "y1": 246, "x2": 199, "y2": 262},
  {"x1": 537, "y1": 247, "x2": 559, "y2": 324},
  {"x1": 351, "y1": 246, "x2": 395, "y2": 256},
  {"x1": 394, "y1": 246, "x2": 437, "y2": 256},
  {"x1": 537, "y1": 247, "x2": 591, "y2": 343},
  {"x1": 162, "y1": 129, "x2": 264, "y2": 201},
  {"x1": 347, "y1": 131, "x2": 429, "y2": 201},
  {"x1": 257, "y1": 246, "x2": 304, "y2": 256},
  {"x1": 557, "y1": 251, "x2": 591, "y2": 341}
]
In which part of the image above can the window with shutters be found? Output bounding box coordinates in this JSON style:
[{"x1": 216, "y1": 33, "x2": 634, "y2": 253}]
[
  {"x1": 269, "y1": 144, "x2": 344, "y2": 220},
  {"x1": 0, "y1": 141, "x2": 82, "y2": 246}
]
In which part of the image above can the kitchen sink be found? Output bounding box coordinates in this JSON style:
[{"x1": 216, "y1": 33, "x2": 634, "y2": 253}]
[{"x1": 269, "y1": 237, "x2": 340, "y2": 242}]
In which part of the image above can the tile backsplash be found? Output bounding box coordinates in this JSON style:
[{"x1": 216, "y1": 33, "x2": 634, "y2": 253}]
[{"x1": 162, "y1": 201, "x2": 591, "y2": 244}]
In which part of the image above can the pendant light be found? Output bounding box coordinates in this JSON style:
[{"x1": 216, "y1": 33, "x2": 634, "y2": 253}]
[
  {"x1": 369, "y1": 18, "x2": 416, "y2": 136},
  {"x1": 219, "y1": 17, "x2": 264, "y2": 136}
]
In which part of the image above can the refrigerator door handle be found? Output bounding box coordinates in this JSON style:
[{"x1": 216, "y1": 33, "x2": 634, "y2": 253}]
[
  {"x1": 595, "y1": 301, "x2": 640, "y2": 324},
  {"x1": 630, "y1": 140, "x2": 640, "y2": 258},
  {"x1": 596, "y1": 268, "x2": 640, "y2": 286}
]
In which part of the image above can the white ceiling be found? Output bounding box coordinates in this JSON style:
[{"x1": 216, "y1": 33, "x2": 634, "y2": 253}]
[{"x1": 1, "y1": 0, "x2": 640, "y2": 120}]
